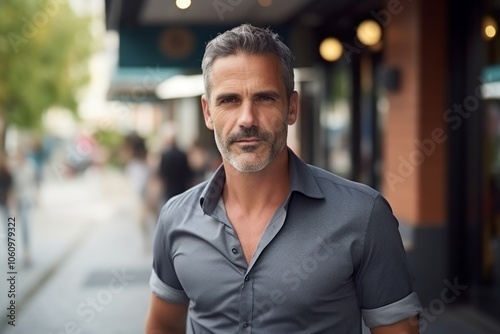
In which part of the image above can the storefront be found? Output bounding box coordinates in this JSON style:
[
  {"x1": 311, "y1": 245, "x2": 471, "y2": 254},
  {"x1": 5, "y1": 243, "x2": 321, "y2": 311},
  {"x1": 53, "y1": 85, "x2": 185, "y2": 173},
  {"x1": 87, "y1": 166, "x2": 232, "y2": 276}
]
[{"x1": 301, "y1": 0, "x2": 500, "y2": 326}]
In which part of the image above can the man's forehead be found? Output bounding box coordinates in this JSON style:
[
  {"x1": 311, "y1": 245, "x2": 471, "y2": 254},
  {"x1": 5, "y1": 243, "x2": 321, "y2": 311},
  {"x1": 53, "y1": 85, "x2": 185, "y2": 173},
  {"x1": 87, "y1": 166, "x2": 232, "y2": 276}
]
[
  {"x1": 203, "y1": 53, "x2": 288, "y2": 102},
  {"x1": 211, "y1": 52, "x2": 280, "y2": 70},
  {"x1": 209, "y1": 54, "x2": 282, "y2": 88}
]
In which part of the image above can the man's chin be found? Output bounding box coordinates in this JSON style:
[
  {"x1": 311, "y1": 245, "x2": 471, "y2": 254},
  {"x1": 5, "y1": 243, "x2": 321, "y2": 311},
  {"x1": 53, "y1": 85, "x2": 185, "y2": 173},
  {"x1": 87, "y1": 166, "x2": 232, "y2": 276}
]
[
  {"x1": 234, "y1": 163, "x2": 267, "y2": 173},
  {"x1": 234, "y1": 142, "x2": 261, "y2": 153},
  {"x1": 228, "y1": 155, "x2": 269, "y2": 173}
]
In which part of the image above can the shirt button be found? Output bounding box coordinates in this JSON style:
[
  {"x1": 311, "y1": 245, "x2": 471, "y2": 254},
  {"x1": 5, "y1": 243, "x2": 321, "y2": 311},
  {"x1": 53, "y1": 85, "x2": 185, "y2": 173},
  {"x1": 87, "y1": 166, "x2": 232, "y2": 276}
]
[
  {"x1": 231, "y1": 248, "x2": 237, "y2": 254},
  {"x1": 243, "y1": 322, "x2": 249, "y2": 328},
  {"x1": 244, "y1": 276, "x2": 250, "y2": 282}
]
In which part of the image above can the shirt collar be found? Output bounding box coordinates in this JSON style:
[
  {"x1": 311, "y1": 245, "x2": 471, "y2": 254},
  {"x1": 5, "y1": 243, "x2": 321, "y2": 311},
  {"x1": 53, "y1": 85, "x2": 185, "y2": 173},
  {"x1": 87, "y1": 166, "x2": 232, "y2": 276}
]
[{"x1": 199, "y1": 148, "x2": 324, "y2": 216}]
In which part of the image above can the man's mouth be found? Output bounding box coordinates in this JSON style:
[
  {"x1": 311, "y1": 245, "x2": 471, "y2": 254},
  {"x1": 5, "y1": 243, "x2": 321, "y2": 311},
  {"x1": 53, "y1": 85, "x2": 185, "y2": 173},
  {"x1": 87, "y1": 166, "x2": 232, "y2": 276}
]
[{"x1": 235, "y1": 137, "x2": 260, "y2": 144}]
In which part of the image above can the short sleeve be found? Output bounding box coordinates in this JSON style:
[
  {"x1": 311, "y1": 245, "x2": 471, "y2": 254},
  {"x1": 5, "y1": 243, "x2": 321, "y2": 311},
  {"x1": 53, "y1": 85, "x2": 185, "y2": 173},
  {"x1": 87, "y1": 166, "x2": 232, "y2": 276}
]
[
  {"x1": 355, "y1": 194, "x2": 422, "y2": 327},
  {"x1": 150, "y1": 205, "x2": 189, "y2": 304}
]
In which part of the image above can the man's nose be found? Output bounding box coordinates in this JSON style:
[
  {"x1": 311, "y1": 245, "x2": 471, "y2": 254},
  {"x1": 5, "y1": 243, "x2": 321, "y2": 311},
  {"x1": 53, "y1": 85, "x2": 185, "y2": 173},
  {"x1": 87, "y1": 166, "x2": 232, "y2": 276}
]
[{"x1": 238, "y1": 101, "x2": 258, "y2": 128}]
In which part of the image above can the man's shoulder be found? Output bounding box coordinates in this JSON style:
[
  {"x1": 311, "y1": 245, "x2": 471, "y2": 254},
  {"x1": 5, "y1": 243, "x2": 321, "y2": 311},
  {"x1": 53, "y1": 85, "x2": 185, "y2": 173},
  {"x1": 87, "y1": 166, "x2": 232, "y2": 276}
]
[
  {"x1": 306, "y1": 164, "x2": 380, "y2": 201},
  {"x1": 162, "y1": 180, "x2": 207, "y2": 213}
]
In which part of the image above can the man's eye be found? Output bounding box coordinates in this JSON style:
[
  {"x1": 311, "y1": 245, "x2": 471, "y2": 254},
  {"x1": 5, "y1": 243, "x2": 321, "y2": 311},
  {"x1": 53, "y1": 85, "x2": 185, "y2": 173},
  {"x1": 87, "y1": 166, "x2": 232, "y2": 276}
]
[
  {"x1": 220, "y1": 97, "x2": 238, "y2": 104},
  {"x1": 257, "y1": 95, "x2": 275, "y2": 102}
]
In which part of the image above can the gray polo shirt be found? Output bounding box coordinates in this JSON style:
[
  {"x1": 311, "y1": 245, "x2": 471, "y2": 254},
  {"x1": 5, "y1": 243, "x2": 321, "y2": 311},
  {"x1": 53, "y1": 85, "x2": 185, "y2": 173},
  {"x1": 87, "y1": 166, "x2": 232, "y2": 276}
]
[{"x1": 150, "y1": 149, "x2": 422, "y2": 333}]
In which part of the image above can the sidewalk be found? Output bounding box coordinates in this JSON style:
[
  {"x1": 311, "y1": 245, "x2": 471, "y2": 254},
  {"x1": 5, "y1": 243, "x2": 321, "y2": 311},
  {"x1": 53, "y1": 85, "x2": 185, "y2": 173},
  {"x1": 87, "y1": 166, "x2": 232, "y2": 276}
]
[{"x1": 1, "y1": 167, "x2": 152, "y2": 333}]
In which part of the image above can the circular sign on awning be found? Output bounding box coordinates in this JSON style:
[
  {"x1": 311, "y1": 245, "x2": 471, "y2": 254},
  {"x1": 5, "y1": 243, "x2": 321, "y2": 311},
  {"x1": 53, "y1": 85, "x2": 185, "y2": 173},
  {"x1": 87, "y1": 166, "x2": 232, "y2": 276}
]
[{"x1": 158, "y1": 27, "x2": 195, "y2": 59}]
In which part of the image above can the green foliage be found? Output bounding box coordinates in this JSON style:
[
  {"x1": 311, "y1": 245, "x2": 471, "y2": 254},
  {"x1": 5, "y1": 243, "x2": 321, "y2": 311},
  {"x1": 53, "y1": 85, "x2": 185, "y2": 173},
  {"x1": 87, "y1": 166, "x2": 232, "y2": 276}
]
[
  {"x1": 98, "y1": 129, "x2": 124, "y2": 152},
  {"x1": 97, "y1": 130, "x2": 127, "y2": 167},
  {"x1": 0, "y1": 0, "x2": 94, "y2": 129}
]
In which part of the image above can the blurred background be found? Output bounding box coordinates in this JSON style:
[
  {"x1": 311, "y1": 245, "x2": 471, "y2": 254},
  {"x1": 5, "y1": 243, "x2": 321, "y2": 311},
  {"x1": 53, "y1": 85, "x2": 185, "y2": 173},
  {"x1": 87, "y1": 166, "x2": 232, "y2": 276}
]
[{"x1": 0, "y1": 0, "x2": 500, "y2": 333}]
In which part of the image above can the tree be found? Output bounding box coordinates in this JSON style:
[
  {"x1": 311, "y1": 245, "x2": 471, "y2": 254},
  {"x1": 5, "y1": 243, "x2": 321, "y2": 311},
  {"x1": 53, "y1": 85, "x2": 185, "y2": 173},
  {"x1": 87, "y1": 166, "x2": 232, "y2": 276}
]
[{"x1": 0, "y1": 0, "x2": 93, "y2": 152}]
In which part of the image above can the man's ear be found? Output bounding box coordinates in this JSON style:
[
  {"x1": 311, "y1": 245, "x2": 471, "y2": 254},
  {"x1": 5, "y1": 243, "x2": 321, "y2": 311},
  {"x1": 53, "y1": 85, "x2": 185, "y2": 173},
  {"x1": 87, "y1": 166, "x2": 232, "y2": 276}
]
[
  {"x1": 201, "y1": 95, "x2": 214, "y2": 130},
  {"x1": 287, "y1": 91, "x2": 299, "y2": 125}
]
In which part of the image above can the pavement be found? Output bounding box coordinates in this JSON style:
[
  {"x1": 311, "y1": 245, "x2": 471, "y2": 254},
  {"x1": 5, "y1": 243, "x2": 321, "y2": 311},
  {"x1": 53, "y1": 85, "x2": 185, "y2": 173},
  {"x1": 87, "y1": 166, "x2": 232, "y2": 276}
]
[
  {"x1": 0, "y1": 166, "x2": 499, "y2": 334},
  {"x1": 0, "y1": 167, "x2": 153, "y2": 334}
]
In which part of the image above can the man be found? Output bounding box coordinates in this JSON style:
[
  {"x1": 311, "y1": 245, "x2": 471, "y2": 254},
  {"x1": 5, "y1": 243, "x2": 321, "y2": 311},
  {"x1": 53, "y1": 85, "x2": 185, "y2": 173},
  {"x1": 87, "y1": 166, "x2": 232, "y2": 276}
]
[{"x1": 146, "y1": 24, "x2": 422, "y2": 334}]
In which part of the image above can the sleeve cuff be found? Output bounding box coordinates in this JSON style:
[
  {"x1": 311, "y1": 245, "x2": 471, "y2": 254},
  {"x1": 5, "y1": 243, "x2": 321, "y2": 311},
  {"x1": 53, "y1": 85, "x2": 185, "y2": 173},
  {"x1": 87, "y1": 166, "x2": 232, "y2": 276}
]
[
  {"x1": 362, "y1": 291, "x2": 422, "y2": 328},
  {"x1": 149, "y1": 269, "x2": 190, "y2": 304}
]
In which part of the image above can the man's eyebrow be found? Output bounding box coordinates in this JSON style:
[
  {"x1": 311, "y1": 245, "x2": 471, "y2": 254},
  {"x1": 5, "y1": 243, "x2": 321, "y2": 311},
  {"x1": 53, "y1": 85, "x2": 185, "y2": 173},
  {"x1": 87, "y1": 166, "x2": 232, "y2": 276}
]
[
  {"x1": 254, "y1": 91, "x2": 280, "y2": 99},
  {"x1": 214, "y1": 91, "x2": 281, "y2": 102}
]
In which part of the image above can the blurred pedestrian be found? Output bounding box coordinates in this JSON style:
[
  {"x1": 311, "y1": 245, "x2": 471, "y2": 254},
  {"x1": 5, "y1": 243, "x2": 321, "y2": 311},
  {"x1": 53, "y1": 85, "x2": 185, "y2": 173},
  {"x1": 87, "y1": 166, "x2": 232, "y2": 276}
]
[
  {"x1": 28, "y1": 139, "x2": 46, "y2": 189},
  {"x1": 11, "y1": 150, "x2": 37, "y2": 266},
  {"x1": 0, "y1": 155, "x2": 13, "y2": 238},
  {"x1": 121, "y1": 134, "x2": 156, "y2": 252},
  {"x1": 157, "y1": 128, "x2": 193, "y2": 203},
  {"x1": 122, "y1": 134, "x2": 149, "y2": 196}
]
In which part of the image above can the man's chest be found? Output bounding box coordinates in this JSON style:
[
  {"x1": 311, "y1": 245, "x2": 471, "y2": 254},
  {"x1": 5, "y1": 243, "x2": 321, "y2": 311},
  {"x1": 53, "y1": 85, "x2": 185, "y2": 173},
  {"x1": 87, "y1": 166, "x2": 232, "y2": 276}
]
[
  {"x1": 169, "y1": 213, "x2": 359, "y2": 320},
  {"x1": 227, "y1": 209, "x2": 277, "y2": 265}
]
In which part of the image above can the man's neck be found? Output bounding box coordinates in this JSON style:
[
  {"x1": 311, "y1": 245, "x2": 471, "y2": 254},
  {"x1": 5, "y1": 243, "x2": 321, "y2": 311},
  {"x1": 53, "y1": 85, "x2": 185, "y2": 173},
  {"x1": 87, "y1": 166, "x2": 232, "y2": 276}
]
[{"x1": 222, "y1": 149, "x2": 290, "y2": 214}]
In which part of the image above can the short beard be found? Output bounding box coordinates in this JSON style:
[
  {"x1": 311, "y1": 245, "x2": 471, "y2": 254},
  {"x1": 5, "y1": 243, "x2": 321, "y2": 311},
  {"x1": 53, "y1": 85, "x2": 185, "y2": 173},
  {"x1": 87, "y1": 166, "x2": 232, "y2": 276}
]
[{"x1": 215, "y1": 115, "x2": 288, "y2": 173}]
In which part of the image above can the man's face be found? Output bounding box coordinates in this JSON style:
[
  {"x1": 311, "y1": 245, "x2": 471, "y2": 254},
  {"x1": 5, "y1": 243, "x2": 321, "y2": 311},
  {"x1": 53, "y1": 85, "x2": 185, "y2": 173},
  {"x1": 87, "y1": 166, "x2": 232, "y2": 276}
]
[{"x1": 201, "y1": 53, "x2": 298, "y2": 173}]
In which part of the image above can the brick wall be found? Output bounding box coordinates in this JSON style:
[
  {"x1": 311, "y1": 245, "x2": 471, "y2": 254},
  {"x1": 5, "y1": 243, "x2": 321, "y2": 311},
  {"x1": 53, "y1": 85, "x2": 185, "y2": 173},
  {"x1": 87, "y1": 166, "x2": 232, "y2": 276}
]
[{"x1": 382, "y1": 0, "x2": 447, "y2": 226}]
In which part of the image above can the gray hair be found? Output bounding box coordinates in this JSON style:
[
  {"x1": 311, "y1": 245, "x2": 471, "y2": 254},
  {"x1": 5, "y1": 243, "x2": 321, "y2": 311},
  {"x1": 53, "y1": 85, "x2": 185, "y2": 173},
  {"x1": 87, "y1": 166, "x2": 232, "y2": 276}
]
[{"x1": 201, "y1": 24, "x2": 295, "y2": 99}]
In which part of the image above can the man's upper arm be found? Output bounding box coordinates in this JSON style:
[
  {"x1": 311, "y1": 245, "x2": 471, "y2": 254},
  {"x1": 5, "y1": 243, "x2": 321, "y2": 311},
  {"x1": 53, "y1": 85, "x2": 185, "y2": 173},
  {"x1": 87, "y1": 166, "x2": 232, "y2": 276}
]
[
  {"x1": 370, "y1": 316, "x2": 419, "y2": 334},
  {"x1": 148, "y1": 203, "x2": 191, "y2": 333},
  {"x1": 356, "y1": 195, "x2": 422, "y2": 328},
  {"x1": 150, "y1": 206, "x2": 189, "y2": 302},
  {"x1": 145, "y1": 293, "x2": 188, "y2": 334}
]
